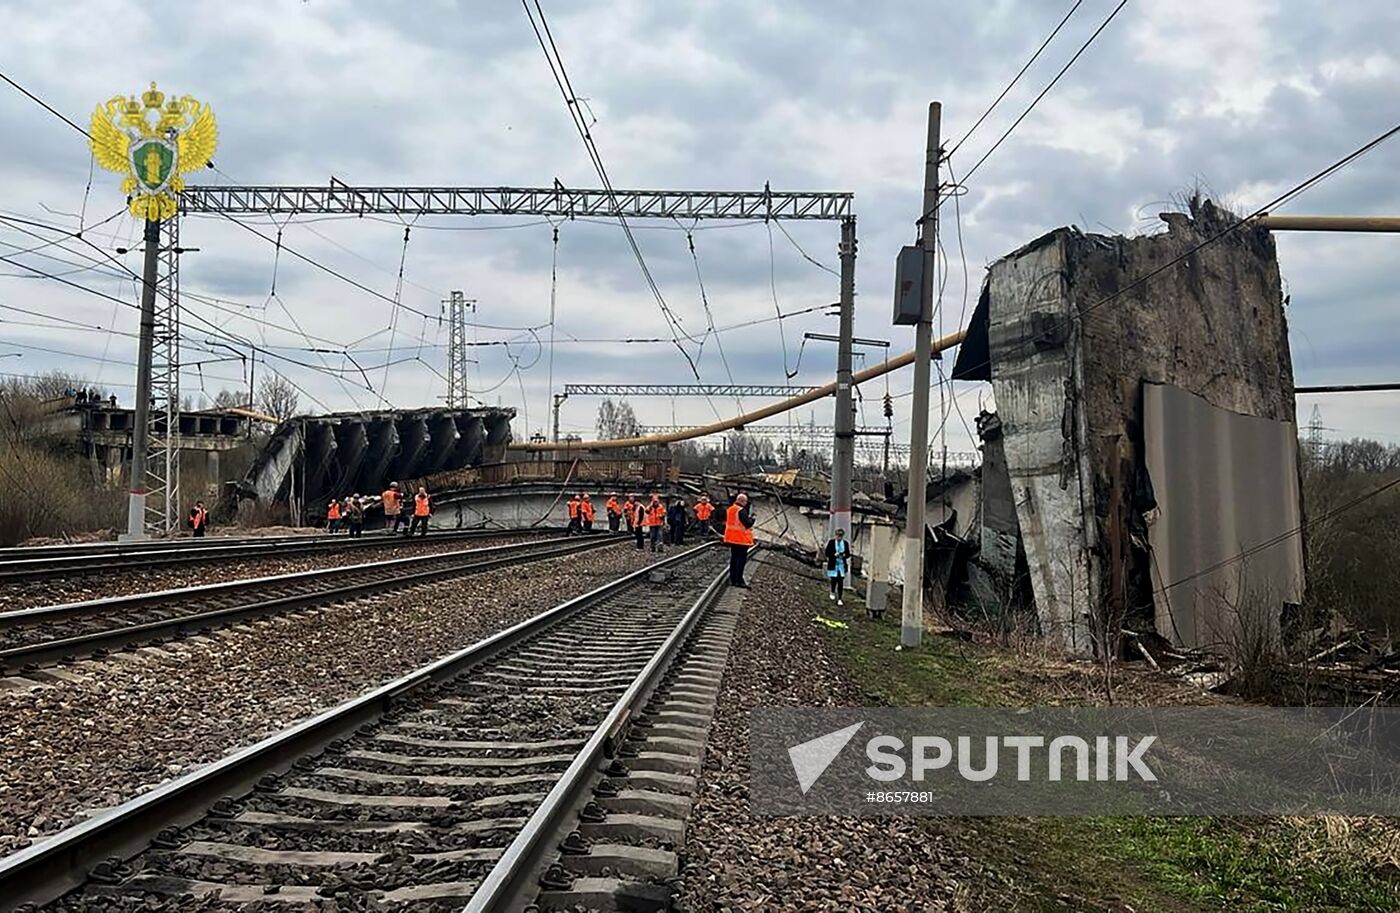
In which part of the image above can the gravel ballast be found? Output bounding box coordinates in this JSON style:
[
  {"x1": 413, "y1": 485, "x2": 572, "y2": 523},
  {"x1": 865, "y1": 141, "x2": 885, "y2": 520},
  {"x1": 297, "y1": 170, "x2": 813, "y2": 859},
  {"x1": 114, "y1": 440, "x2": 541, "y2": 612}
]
[
  {"x1": 0, "y1": 532, "x2": 541, "y2": 612},
  {"x1": 676, "y1": 555, "x2": 977, "y2": 912},
  {"x1": 0, "y1": 541, "x2": 677, "y2": 855}
]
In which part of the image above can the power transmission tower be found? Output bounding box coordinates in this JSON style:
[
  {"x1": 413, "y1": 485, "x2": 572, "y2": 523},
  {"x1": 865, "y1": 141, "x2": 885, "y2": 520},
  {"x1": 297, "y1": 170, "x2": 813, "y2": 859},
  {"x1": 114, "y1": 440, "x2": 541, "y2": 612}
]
[
  {"x1": 445, "y1": 290, "x2": 475, "y2": 409},
  {"x1": 1306, "y1": 404, "x2": 1325, "y2": 463}
]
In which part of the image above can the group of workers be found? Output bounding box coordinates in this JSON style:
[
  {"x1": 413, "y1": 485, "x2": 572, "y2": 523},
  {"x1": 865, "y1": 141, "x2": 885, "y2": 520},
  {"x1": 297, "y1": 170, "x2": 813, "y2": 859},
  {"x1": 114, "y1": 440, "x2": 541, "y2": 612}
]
[
  {"x1": 325, "y1": 482, "x2": 433, "y2": 537},
  {"x1": 186, "y1": 481, "x2": 844, "y2": 599},
  {"x1": 563, "y1": 490, "x2": 755, "y2": 587},
  {"x1": 564, "y1": 492, "x2": 714, "y2": 547}
]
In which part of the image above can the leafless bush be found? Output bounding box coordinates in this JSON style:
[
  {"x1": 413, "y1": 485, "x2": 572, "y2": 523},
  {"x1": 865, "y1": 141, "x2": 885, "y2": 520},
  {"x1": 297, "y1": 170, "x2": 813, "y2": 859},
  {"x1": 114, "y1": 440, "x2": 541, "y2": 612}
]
[
  {"x1": 1198, "y1": 564, "x2": 1285, "y2": 701},
  {"x1": 234, "y1": 499, "x2": 289, "y2": 529},
  {"x1": 0, "y1": 444, "x2": 124, "y2": 545},
  {"x1": 1300, "y1": 437, "x2": 1400, "y2": 636},
  {"x1": 0, "y1": 375, "x2": 124, "y2": 545}
]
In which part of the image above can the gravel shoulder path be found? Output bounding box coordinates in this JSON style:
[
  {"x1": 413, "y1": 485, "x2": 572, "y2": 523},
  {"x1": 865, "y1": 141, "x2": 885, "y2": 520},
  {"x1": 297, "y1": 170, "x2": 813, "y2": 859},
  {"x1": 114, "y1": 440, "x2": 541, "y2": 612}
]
[
  {"x1": 676, "y1": 554, "x2": 982, "y2": 912},
  {"x1": 0, "y1": 533, "x2": 540, "y2": 612},
  {"x1": 0, "y1": 542, "x2": 679, "y2": 855}
]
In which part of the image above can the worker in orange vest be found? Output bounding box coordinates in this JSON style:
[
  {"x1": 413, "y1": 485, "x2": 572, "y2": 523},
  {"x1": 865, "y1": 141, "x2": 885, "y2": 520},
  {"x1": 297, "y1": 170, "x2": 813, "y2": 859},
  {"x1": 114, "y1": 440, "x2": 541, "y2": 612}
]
[
  {"x1": 381, "y1": 482, "x2": 406, "y2": 534},
  {"x1": 622, "y1": 494, "x2": 638, "y2": 534},
  {"x1": 408, "y1": 486, "x2": 432, "y2": 537},
  {"x1": 566, "y1": 493, "x2": 582, "y2": 535},
  {"x1": 693, "y1": 495, "x2": 714, "y2": 537},
  {"x1": 643, "y1": 493, "x2": 667, "y2": 553},
  {"x1": 723, "y1": 492, "x2": 755, "y2": 587},
  {"x1": 605, "y1": 494, "x2": 623, "y2": 532},
  {"x1": 326, "y1": 498, "x2": 342, "y2": 534},
  {"x1": 188, "y1": 500, "x2": 209, "y2": 538},
  {"x1": 580, "y1": 493, "x2": 596, "y2": 532}
]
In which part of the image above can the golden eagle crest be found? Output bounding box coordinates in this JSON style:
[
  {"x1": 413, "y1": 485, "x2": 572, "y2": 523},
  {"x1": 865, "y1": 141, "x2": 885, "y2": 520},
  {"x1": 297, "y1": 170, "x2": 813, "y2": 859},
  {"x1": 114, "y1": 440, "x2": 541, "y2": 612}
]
[{"x1": 90, "y1": 82, "x2": 218, "y2": 221}]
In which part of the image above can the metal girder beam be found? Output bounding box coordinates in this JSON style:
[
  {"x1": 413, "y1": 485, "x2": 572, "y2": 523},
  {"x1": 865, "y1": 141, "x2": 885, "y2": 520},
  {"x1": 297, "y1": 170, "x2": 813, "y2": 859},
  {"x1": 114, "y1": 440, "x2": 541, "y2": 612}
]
[
  {"x1": 180, "y1": 183, "x2": 854, "y2": 221},
  {"x1": 564, "y1": 383, "x2": 823, "y2": 397}
]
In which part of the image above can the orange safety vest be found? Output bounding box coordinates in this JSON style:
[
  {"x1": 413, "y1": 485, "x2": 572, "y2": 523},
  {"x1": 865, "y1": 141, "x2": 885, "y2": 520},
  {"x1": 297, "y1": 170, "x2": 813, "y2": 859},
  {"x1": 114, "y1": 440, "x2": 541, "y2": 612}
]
[
  {"x1": 567, "y1": 498, "x2": 580, "y2": 519},
  {"x1": 327, "y1": 501, "x2": 341, "y2": 521},
  {"x1": 645, "y1": 501, "x2": 666, "y2": 527},
  {"x1": 382, "y1": 489, "x2": 402, "y2": 515},
  {"x1": 723, "y1": 503, "x2": 754, "y2": 546},
  {"x1": 190, "y1": 507, "x2": 207, "y2": 529},
  {"x1": 694, "y1": 501, "x2": 713, "y2": 521},
  {"x1": 414, "y1": 493, "x2": 431, "y2": 517},
  {"x1": 580, "y1": 499, "x2": 596, "y2": 521},
  {"x1": 605, "y1": 497, "x2": 621, "y2": 518}
]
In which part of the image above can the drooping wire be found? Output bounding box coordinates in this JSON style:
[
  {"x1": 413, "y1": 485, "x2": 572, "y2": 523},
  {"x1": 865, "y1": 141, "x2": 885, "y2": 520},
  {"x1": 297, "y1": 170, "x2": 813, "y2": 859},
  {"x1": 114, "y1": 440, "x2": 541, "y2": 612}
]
[
  {"x1": 772, "y1": 219, "x2": 840, "y2": 278},
  {"x1": 766, "y1": 221, "x2": 797, "y2": 381},
  {"x1": 952, "y1": 116, "x2": 1400, "y2": 382},
  {"x1": 949, "y1": 0, "x2": 1085, "y2": 156},
  {"x1": 377, "y1": 225, "x2": 412, "y2": 408},
  {"x1": 958, "y1": 0, "x2": 1131, "y2": 188},
  {"x1": 522, "y1": 0, "x2": 703, "y2": 380},
  {"x1": 685, "y1": 226, "x2": 741, "y2": 418}
]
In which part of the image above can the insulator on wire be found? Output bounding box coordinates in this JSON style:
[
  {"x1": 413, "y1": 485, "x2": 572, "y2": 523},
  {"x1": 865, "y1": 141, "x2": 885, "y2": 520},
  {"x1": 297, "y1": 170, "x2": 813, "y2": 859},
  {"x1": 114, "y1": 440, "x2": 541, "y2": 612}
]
[{"x1": 883, "y1": 393, "x2": 893, "y2": 419}]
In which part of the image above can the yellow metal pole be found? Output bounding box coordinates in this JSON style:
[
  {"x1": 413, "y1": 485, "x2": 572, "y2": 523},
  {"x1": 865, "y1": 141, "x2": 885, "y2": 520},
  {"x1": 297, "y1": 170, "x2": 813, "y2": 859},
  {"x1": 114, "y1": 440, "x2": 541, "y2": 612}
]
[
  {"x1": 1255, "y1": 214, "x2": 1400, "y2": 232},
  {"x1": 511, "y1": 329, "x2": 968, "y2": 453}
]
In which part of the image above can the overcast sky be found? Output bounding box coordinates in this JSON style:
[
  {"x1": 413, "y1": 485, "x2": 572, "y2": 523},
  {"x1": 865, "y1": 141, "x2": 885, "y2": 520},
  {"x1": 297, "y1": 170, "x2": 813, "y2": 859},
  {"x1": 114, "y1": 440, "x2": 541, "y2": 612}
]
[{"x1": 2, "y1": 0, "x2": 1399, "y2": 455}]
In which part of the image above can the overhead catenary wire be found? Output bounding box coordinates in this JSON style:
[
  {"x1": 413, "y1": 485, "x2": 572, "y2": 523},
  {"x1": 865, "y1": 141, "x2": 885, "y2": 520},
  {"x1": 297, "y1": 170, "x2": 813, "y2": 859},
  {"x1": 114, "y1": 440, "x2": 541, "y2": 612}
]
[
  {"x1": 951, "y1": 116, "x2": 1400, "y2": 383},
  {"x1": 684, "y1": 226, "x2": 742, "y2": 419},
  {"x1": 958, "y1": 0, "x2": 1132, "y2": 188},
  {"x1": 0, "y1": 70, "x2": 89, "y2": 137},
  {"x1": 949, "y1": 0, "x2": 1085, "y2": 156},
  {"x1": 522, "y1": 0, "x2": 704, "y2": 380}
]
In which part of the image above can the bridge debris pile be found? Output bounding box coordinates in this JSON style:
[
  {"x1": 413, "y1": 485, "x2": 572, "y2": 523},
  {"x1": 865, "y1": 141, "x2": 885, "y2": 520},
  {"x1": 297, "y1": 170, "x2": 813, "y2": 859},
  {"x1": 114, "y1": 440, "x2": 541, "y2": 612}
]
[
  {"x1": 238, "y1": 406, "x2": 513, "y2": 519},
  {"x1": 952, "y1": 199, "x2": 1303, "y2": 657}
]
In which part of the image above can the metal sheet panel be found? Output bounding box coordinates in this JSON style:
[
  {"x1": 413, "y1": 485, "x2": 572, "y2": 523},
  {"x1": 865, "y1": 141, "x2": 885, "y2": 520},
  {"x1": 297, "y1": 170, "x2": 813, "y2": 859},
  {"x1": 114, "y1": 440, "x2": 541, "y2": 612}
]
[{"x1": 1142, "y1": 383, "x2": 1303, "y2": 651}]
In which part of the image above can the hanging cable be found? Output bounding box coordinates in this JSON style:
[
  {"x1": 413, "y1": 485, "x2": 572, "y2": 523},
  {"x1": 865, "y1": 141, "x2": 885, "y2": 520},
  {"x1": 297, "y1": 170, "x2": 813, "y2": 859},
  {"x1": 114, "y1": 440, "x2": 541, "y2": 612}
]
[
  {"x1": 377, "y1": 225, "x2": 412, "y2": 408},
  {"x1": 958, "y1": 0, "x2": 1131, "y2": 188},
  {"x1": 521, "y1": 0, "x2": 703, "y2": 380},
  {"x1": 766, "y1": 221, "x2": 798, "y2": 381},
  {"x1": 684, "y1": 227, "x2": 737, "y2": 422},
  {"x1": 950, "y1": 0, "x2": 1085, "y2": 156}
]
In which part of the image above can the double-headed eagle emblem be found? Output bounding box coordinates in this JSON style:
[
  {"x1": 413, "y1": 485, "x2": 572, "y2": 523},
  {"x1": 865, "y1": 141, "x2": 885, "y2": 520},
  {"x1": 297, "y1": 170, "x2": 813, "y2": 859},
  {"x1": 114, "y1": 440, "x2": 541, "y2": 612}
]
[{"x1": 90, "y1": 82, "x2": 218, "y2": 221}]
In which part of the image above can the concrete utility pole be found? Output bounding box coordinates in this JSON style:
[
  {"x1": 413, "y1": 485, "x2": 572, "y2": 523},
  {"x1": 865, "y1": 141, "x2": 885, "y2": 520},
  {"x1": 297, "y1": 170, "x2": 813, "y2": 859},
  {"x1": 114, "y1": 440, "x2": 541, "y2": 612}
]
[
  {"x1": 123, "y1": 218, "x2": 161, "y2": 540},
  {"x1": 829, "y1": 216, "x2": 858, "y2": 536},
  {"x1": 899, "y1": 101, "x2": 942, "y2": 649},
  {"x1": 551, "y1": 392, "x2": 567, "y2": 443}
]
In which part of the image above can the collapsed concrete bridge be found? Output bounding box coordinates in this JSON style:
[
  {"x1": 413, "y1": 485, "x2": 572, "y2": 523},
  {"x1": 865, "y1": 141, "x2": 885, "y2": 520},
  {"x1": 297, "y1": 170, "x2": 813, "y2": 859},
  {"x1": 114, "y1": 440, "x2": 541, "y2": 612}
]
[{"x1": 239, "y1": 407, "x2": 513, "y2": 521}]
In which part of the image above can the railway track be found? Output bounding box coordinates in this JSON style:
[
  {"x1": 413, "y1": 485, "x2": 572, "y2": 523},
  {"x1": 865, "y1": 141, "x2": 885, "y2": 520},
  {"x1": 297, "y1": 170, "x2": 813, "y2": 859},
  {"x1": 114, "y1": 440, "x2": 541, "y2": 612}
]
[
  {"x1": 0, "y1": 543, "x2": 738, "y2": 912},
  {"x1": 0, "y1": 535, "x2": 624, "y2": 672},
  {"x1": 0, "y1": 526, "x2": 559, "y2": 585}
]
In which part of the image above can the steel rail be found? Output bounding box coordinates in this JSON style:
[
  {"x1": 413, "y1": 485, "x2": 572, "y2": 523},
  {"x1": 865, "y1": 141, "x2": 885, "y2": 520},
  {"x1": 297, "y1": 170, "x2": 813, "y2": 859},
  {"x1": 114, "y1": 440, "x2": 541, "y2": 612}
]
[
  {"x1": 463, "y1": 550, "x2": 729, "y2": 912},
  {"x1": 0, "y1": 535, "x2": 625, "y2": 671},
  {"x1": 0, "y1": 543, "x2": 720, "y2": 912},
  {"x1": 0, "y1": 526, "x2": 558, "y2": 580}
]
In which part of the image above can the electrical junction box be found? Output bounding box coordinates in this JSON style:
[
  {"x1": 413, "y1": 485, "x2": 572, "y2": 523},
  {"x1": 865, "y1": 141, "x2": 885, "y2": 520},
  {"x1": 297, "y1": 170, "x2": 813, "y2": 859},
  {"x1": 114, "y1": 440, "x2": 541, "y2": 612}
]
[{"x1": 892, "y1": 245, "x2": 924, "y2": 325}]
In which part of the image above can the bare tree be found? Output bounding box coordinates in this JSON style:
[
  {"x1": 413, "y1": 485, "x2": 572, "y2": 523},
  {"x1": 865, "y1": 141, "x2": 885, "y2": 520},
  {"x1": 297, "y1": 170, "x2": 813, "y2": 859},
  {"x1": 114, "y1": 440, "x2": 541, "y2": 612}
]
[
  {"x1": 212, "y1": 388, "x2": 245, "y2": 409},
  {"x1": 257, "y1": 375, "x2": 300, "y2": 421},
  {"x1": 595, "y1": 398, "x2": 640, "y2": 440}
]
